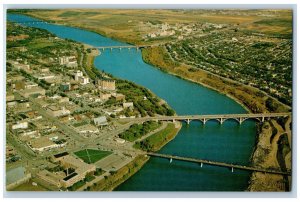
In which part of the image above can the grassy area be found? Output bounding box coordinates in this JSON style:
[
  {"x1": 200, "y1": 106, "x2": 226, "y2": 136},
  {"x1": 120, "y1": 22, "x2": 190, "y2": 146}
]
[
  {"x1": 74, "y1": 149, "x2": 112, "y2": 164},
  {"x1": 134, "y1": 123, "x2": 180, "y2": 152},
  {"x1": 118, "y1": 121, "x2": 162, "y2": 142}
]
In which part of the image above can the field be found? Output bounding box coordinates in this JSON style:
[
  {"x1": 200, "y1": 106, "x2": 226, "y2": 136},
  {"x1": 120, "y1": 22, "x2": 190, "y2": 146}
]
[
  {"x1": 74, "y1": 149, "x2": 112, "y2": 164},
  {"x1": 10, "y1": 9, "x2": 292, "y2": 45}
]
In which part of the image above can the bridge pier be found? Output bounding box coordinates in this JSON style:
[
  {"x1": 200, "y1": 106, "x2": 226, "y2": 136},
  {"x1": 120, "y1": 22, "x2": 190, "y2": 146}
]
[
  {"x1": 219, "y1": 118, "x2": 224, "y2": 125},
  {"x1": 239, "y1": 117, "x2": 244, "y2": 125},
  {"x1": 231, "y1": 167, "x2": 234, "y2": 173},
  {"x1": 201, "y1": 118, "x2": 207, "y2": 125},
  {"x1": 110, "y1": 48, "x2": 112, "y2": 51},
  {"x1": 201, "y1": 162, "x2": 203, "y2": 168},
  {"x1": 187, "y1": 119, "x2": 190, "y2": 125},
  {"x1": 262, "y1": 116, "x2": 265, "y2": 122}
]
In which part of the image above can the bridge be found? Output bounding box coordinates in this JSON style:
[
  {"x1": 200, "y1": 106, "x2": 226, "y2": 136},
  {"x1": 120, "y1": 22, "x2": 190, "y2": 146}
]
[
  {"x1": 94, "y1": 45, "x2": 153, "y2": 51},
  {"x1": 120, "y1": 113, "x2": 291, "y2": 125},
  {"x1": 147, "y1": 152, "x2": 291, "y2": 176},
  {"x1": 13, "y1": 21, "x2": 50, "y2": 25}
]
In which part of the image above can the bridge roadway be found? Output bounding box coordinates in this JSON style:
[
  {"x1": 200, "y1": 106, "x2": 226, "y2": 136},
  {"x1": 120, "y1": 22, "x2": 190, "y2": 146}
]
[
  {"x1": 14, "y1": 21, "x2": 49, "y2": 24},
  {"x1": 95, "y1": 45, "x2": 152, "y2": 50},
  {"x1": 147, "y1": 152, "x2": 291, "y2": 176},
  {"x1": 120, "y1": 112, "x2": 291, "y2": 125}
]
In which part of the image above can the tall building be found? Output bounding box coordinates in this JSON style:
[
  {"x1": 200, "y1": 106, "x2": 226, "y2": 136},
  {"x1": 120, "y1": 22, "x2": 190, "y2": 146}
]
[
  {"x1": 96, "y1": 78, "x2": 115, "y2": 91},
  {"x1": 74, "y1": 71, "x2": 83, "y2": 81}
]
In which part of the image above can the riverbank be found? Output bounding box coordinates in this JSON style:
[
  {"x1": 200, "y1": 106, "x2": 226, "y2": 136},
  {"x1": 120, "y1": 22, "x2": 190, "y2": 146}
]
[
  {"x1": 247, "y1": 118, "x2": 291, "y2": 191},
  {"x1": 141, "y1": 46, "x2": 291, "y2": 114}
]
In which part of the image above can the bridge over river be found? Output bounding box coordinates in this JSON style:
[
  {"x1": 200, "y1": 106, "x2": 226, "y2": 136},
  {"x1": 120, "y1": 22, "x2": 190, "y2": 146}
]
[
  {"x1": 120, "y1": 112, "x2": 291, "y2": 125},
  {"x1": 147, "y1": 152, "x2": 291, "y2": 176}
]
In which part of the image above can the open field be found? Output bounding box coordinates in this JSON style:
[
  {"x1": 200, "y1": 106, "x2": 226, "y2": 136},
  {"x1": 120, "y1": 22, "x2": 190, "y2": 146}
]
[
  {"x1": 74, "y1": 149, "x2": 112, "y2": 164},
  {"x1": 11, "y1": 9, "x2": 292, "y2": 45}
]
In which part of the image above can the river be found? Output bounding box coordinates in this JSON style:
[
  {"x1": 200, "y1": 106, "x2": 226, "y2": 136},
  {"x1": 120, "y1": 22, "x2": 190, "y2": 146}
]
[{"x1": 8, "y1": 14, "x2": 256, "y2": 191}]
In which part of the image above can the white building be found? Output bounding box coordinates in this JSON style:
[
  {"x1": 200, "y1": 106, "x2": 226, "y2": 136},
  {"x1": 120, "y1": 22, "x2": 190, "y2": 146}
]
[
  {"x1": 93, "y1": 116, "x2": 108, "y2": 126},
  {"x1": 59, "y1": 56, "x2": 78, "y2": 68},
  {"x1": 123, "y1": 102, "x2": 134, "y2": 109},
  {"x1": 79, "y1": 76, "x2": 89, "y2": 85},
  {"x1": 12, "y1": 122, "x2": 28, "y2": 130},
  {"x1": 74, "y1": 71, "x2": 83, "y2": 81}
]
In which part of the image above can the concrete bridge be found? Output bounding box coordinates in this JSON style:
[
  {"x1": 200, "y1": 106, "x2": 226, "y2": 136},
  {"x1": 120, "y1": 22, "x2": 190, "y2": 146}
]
[
  {"x1": 120, "y1": 113, "x2": 291, "y2": 125},
  {"x1": 95, "y1": 45, "x2": 153, "y2": 51},
  {"x1": 147, "y1": 152, "x2": 291, "y2": 176}
]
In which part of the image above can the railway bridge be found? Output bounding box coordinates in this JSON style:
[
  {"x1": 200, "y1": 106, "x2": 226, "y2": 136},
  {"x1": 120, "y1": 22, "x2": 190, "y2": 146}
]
[{"x1": 120, "y1": 113, "x2": 291, "y2": 125}]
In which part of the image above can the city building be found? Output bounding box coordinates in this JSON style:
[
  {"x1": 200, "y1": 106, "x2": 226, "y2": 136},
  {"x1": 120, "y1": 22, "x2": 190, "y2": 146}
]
[
  {"x1": 100, "y1": 93, "x2": 112, "y2": 100},
  {"x1": 46, "y1": 105, "x2": 71, "y2": 117},
  {"x1": 28, "y1": 136, "x2": 64, "y2": 152},
  {"x1": 93, "y1": 116, "x2": 108, "y2": 126},
  {"x1": 123, "y1": 102, "x2": 134, "y2": 109},
  {"x1": 112, "y1": 93, "x2": 125, "y2": 101},
  {"x1": 11, "y1": 121, "x2": 28, "y2": 130},
  {"x1": 97, "y1": 78, "x2": 115, "y2": 91},
  {"x1": 75, "y1": 124, "x2": 99, "y2": 134},
  {"x1": 19, "y1": 86, "x2": 46, "y2": 98},
  {"x1": 79, "y1": 76, "x2": 89, "y2": 85},
  {"x1": 74, "y1": 70, "x2": 83, "y2": 81},
  {"x1": 60, "y1": 83, "x2": 71, "y2": 92},
  {"x1": 37, "y1": 152, "x2": 96, "y2": 188},
  {"x1": 59, "y1": 56, "x2": 78, "y2": 68}
]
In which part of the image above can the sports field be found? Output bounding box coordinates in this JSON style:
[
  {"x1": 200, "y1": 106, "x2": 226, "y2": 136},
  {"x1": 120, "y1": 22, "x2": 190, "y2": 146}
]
[{"x1": 74, "y1": 149, "x2": 112, "y2": 164}]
